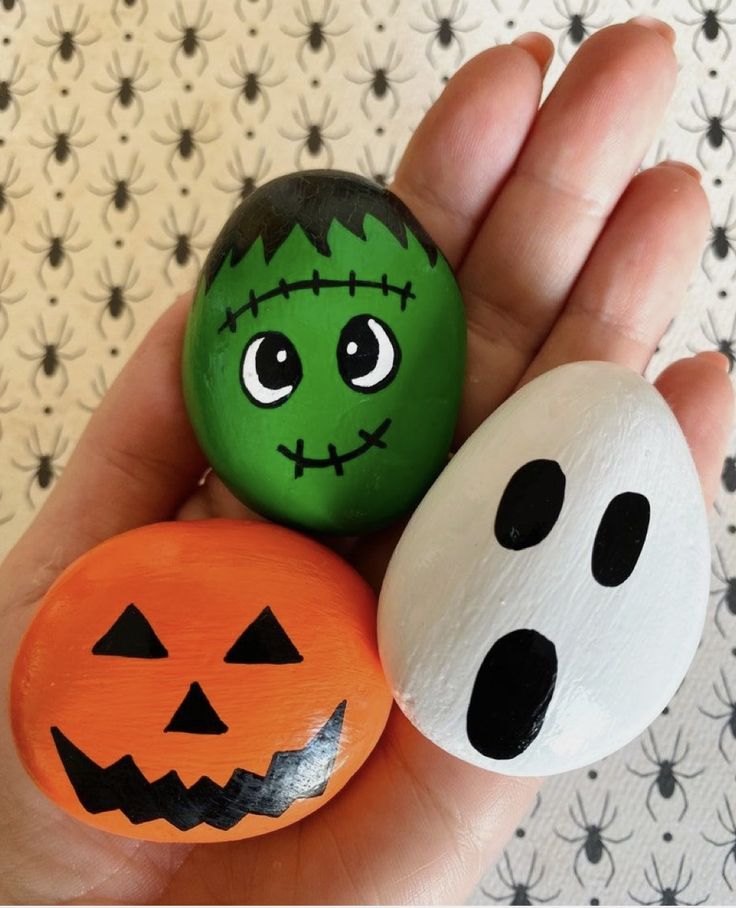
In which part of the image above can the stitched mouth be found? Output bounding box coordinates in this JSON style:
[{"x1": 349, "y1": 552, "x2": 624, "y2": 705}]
[
  {"x1": 277, "y1": 418, "x2": 392, "y2": 478},
  {"x1": 50, "y1": 701, "x2": 346, "y2": 832}
]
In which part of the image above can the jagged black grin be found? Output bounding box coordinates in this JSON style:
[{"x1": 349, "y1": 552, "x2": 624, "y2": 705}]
[
  {"x1": 277, "y1": 418, "x2": 391, "y2": 479},
  {"x1": 50, "y1": 701, "x2": 346, "y2": 832}
]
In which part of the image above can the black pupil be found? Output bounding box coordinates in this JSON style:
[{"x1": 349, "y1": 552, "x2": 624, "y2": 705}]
[
  {"x1": 338, "y1": 316, "x2": 380, "y2": 382},
  {"x1": 256, "y1": 332, "x2": 300, "y2": 389},
  {"x1": 592, "y1": 492, "x2": 650, "y2": 587},
  {"x1": 494, "y1": 459, "x2": 566, "y2": 550}
]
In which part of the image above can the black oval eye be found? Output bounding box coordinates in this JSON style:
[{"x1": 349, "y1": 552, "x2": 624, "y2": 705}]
[
  {"x1": 224, "y1": 606, "x2": 303, "y2": 664},
  {"x1": 337, "y1": 314, "x2": 401, "y2": 393},
  {"x1": 494, "y1": 459, "x2": 566, "y2": 550},
  {"x1": 592, "y1": 492, "x2": 650, "y2": 587},
  {"x1": 92, "y1": 604, "x2": 168, "y2": 658},
  {"x1": 240, "y1": 331, "x2": 302, "y2": 408}
]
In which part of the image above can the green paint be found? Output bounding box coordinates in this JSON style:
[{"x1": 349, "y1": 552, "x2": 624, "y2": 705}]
[{"x1": 183, "y1": 172, "x2": 465, "y2": 534}]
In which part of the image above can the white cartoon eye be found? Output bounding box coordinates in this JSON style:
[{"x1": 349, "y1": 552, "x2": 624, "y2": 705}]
[
  {"x1": 337, "y1": 315, "x2": 401, "y2": 393},
  {"x1": 240, "y1": 332, "x2": 302, "y2": 408}
]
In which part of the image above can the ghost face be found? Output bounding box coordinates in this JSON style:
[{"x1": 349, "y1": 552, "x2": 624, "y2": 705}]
[{"x1": 377, "y1": 362, "x2": 711, "y2": 776}]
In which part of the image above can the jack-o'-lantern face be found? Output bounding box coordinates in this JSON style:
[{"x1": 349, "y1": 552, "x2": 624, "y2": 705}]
[{"x1": 11, "y1": 520, "x2": 391, "y2": 843}]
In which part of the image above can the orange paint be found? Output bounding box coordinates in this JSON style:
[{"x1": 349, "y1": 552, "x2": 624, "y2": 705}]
[{"x1": 11, "y1": 519, "x2": 391, "y2": 843}]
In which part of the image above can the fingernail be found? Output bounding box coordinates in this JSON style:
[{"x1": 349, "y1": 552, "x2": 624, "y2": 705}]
[
  {"x1": 512, "y1": 32, "x2": 554, "y2": 76},
  {"x1": 657, "y1": 159, "x2": 702, "y2": 182},
  {"x1": 627, "y1": 16, "x2": 676, "y2": 45},
  {"x1": 696, "y1": 351, "x2": 731, "y2": 373}
]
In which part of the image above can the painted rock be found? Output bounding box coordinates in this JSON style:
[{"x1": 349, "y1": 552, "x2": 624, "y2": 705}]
[
  {"x1": 182, "y1": 170, "x2": 466, "y2": 535},
  {"x1": 11, "y1": 520, "x2": 391, "y2": 843},
  {"x1": 377, "y1": 361, "x2": 710, "y2": 776}
]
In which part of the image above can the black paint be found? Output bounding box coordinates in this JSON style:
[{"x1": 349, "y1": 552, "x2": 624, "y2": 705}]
[
  {"x1": 92, "y1": 603, "x2": 168, "y2": 658},
  {"x1": 466, "y1": 629, "x2": 557, "y2": 760},
  {"x1": 277, "y1": 417, "x2": 391, "y2": 478},
  {"x1": 592, "y1": 492, "x2": 650, "y2": 587},
  {"x1": 164, "y1": 682, "x2": 228, "y2": 735},
  {"x1": 336, "y1": 314, "x2": 401, "y2": 393},
  {"x1": 494, "y1": 459, "x2": 566, "y2": 551},
  {"x1": 224, "y1": 606, "x2": 303, "y2": 665},
  {"x1": 240, "y1": 331, "x2": 302, "y2": 408},
  {"x1": 50, "y1": 701, "x2": 346, "y2": 831}
]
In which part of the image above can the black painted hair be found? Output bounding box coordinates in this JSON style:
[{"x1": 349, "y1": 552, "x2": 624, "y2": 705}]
[{"x1": 202, "y1": 170, "x2": 440, "y2": 292}]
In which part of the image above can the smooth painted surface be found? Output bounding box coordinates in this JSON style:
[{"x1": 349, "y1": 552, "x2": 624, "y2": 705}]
[
  {"x1": 182, "y1": 170, "x2": 466, "y2": 535},
  {"x1": 12, "y1": 519, "x2": 392, "y2": 842},
  {"x1": 378, "y1": 362, "x2": 711, "y2": 776}
]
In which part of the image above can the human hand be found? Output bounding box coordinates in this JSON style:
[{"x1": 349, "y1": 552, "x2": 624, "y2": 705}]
[{"x1": 1, "y1": 19, "x2": 733, "y2": 905}]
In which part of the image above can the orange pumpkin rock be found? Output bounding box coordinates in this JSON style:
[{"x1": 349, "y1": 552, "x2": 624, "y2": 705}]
[{"x1": 11, "y1": 519, "x2": 391, "y2": 843}]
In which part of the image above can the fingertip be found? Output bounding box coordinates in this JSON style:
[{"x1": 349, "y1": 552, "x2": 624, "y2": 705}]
[{"x1": 511, "y1": 32, "x2": 554, "y2": 76}]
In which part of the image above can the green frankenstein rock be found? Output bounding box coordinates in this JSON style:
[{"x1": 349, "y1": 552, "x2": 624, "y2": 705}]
[{"x1": 182, "y1": 170, "x2": 466, "y2": 534}]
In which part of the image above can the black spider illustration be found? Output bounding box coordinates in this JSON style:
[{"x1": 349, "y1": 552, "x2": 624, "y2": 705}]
[
  {"x1": 34, "y1": 5, "x2": 100, "y2": 80},
  {"x1": 542, "y1": 0, "x2": 610, "y2": 61},
  {"x1": 30, "y1": 106, "x2": 95, "y2": 182},
  {"x1": 712, "y1": 546, "x2": 736, "y2": 637},
  {"x1": 626, "y1": 727, "x2": 704, "y2": 821},
  {"x1": 554, "y1": 792, "x2": 632, "y2": 888},
  {"x1": 1, "y1": 0, "x2": 25, "y2": 27},
  {"x1": 703, "y1": 795, "x2": 736, "y2": 890},
  {"x1": 679, "y1": 88, "x2": 736, "y2": 168},
  {"x1": 281, "y1": 0, "x2": 350, "y2": 70},
  {"x1": 279, "y1": 96, "x2": 349, "y2": 169},
  {"x1": 412, "y1": 0, "x2": 480, "y2": 67},
  {"x1": 22, "y1": 209, "x2": 89, "y2": 288},
  {"x1": 723, "y1": 453, "x2": 736, "y2": 493},
  {"x1": 213, "y1": 146, "x2": 271, "y2": 203},
  {"x1": 703, "y1": 197, "x2": 736, "y2": 280},
  {"x1": 156, "y1": 1, "x2": 224, "y2": 76},
  {"x1": 0, "y1": 55, "x2": 37, "y2": 129},
  {"x1": 0, "y1": 155, "x2": 31, "y2": 231},
  {"x1": 111, "y1": 0, "x2": 148, "y2": 26},
  {"x1": 79, "y1": 365, "x2": 109, "y2": 413},
  {"x1": 152, "y1": 100, "x2": 220, "y2": 179},
  {"x1": 694, "y1": 309, "x2": 736, "y2": 372},
  {"x1": 347, "y1": 41, "x2": 414, "y2": 117},
  {"x1": 481, "y1": 850, "x2": 561, "y2": 905},
  {"x1": 700, "y1": 667, "x2": 736, "y2": 760},
  {"x1": 93, "y1": 49, "x2": 160, "y2": 127},
  {"x1": 83, "y1": 258, "x2": 150, "y2": 339},
  {"x1": 235, "y1": 0, "x2": 273, "y2": 19},
  {"x1": 358, "y1": 144, "x2": 397, "y2": 186},
  {"x1": 88, "y1": 152, "x2": 155, "y2": 230},
  {"x1": 12, "y1": 426, "x2": 68, "y2": 508},
  {"x1": 216, "y1": 46, "x2": 284, "y2": 124},
  {"x1": 629, "y1": 854, "x2": 707, "y2": 906},
  {"x1": 0, "y1": 260, "x2": 23, "y2": 339},
  {"x1": 17, "y1": 315, "x2": 84, "y2": 397},
  {"x1": 149, "y1": 206, "x2": 208, "y2": 285},
  {"x1": 0, "y1": 366, "x2": 19, "y2": 441},
  {"x1": 676, "y1": 0, "x2": 735, "y2": 61}
]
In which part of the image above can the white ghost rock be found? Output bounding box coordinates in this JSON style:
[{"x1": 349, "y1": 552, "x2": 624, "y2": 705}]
[{"x1": 377, "y1": 361, "x2": 710, "y2": 776}]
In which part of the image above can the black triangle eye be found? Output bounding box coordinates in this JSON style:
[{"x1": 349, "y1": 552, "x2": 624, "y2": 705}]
[
  {"x1": 92, "y1": 604, "x2": 168, "y2": 658},
  {"x1": 224, "y1": 606, "x2": 303, "y2": 665}
]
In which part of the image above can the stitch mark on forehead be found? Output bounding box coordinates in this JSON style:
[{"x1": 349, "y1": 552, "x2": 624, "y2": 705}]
[{"x1": 218, "y1": 271, "x2": 415, "y2": 333}]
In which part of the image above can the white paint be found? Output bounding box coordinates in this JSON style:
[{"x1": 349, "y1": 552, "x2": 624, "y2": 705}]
[{"x1": 378, "y1": 362, "x2": 711, "y2": 776}]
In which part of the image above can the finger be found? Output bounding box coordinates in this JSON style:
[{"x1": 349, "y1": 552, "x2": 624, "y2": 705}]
[
  {"x1": 457, "y1": 20, "x2": 677, "y2": 439},
  {"x1": 390, "y1": 36, "x2": 550, "y2": 267},
  {"x1": 2, "y1": 293, "x2": 206, "y2": 609},
  {"x1": 522, "y1": 162, "x2": 709, "y2": 381},
  {"x1": 655, "y1": 352, "x2": 734, "y2": 506}
]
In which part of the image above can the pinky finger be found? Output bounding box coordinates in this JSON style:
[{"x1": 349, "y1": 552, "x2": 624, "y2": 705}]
[{"x1": 655, "y1": 351, "x2": 734, "y2": 507}]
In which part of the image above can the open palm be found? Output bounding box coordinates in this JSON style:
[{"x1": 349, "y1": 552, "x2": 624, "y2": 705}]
[{"x1": 1, "y1": 20, "x2": 733, "y2": 905}]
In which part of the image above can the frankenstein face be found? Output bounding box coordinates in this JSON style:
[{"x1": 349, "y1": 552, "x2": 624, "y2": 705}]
[{"x1": 183, "y1": 170, "x2": 466, "y2": 534}]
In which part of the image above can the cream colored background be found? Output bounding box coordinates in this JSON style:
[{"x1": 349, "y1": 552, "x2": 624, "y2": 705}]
[{"x1": 0, "y1": 0, "x2": 734, "y2": 904}]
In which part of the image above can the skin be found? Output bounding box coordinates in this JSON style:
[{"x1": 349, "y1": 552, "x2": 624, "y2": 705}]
[{"x1": 0, "y1": 18, "x2": 733, "y2": 905}]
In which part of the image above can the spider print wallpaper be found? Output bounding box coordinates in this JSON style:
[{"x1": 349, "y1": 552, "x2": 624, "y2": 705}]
[{"x1": 0, "y1": 0, "x2": 733, "y2": 903}]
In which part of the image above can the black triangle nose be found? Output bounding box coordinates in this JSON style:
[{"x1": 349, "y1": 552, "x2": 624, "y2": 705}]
[{"x1": 164, "y1": 682, "x2": 229, "y2": 735}]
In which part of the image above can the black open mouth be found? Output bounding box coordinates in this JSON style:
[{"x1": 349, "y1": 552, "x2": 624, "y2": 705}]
[
  {"x1": 277, "y1": 418, "x2": 391, "y2": 479},
  {"x1": 466, "y1": 630, "x2": 557, "y2": 760},
  {"x1": 50, "y1": 701, "x2": 346, "y2": 832}
]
